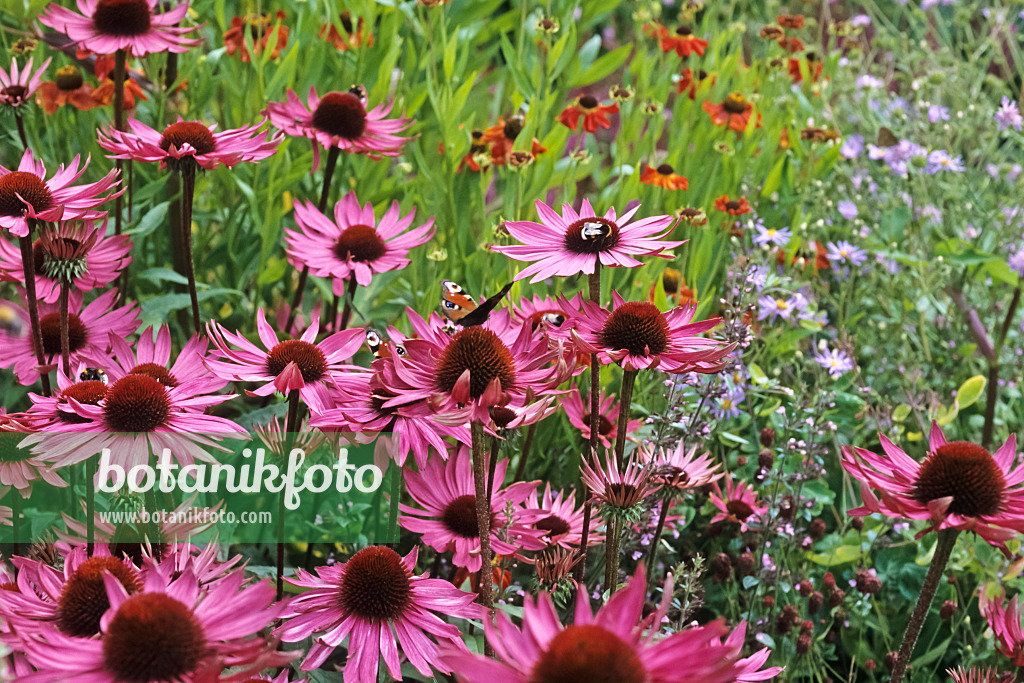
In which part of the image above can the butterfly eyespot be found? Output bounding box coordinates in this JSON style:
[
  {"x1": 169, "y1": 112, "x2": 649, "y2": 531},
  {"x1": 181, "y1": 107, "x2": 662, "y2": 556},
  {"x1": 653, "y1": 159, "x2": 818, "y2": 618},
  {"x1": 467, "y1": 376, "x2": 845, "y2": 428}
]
[
  {"x1": 542, "y1": 313, "x2": 566, "y2": 326},
  {"x1": 366, "y1": 330, "x2": 384, "y2": 354},
  {"x1": 395, "y1": 345, "x2": 407, "y2": 356},
  {"x1": 443, "y1": 300, "x2": 459, "y2": 310},
  {"x1": 79, "y1": 367, "x2": 107, "y2": 384}
]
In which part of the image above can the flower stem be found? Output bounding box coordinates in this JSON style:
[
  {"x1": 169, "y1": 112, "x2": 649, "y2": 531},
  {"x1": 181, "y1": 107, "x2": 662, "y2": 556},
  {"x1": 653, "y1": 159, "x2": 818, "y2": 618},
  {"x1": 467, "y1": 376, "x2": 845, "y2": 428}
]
[
  {"x1": 86, "y1": 455, "x2": 96, "y2": 557},
  {"x1": 889, "y1": 528, "x2": 959, "y2": 683},
  {"x1": 512, "y1": 422, "x2": 537, "y2": 481},
  {"x1": 112, "y1": 49, "x2": 127, "y2": 237},
  {"x1": 59, "y1": 281, "x2": 71, "y2": 377},
  {"x1": 604, "y1": 516, "x2": 621, "y2": 592},
  {"x1": 613, "y1": 369, "x2": 638, "y2": 470},
  {"x1": 18, "y1": 232, "x2": 51, "y2": 397},
  {"x1": 278, "y1": 390, "x2": 301, "y2": 600},
  {"x1": 14, "y1": 113, "x2": 28, "y2": 152},
  {"x1": 338, "y1": 276, "x2": 357, "y2": 330},
  {"x1": 470, "y1": 421, "x2": 494, "y2": 656},
  {"x1": 11, "y1": 493, "x2": 21, "y2": 557},
  {"x1": 178, "y1": 167, "x2": 201, "y2": 334},
  {"x1": 646, "y1": 496, "x2": 671, "y2": 584},
  {"x1": 286, "y1": 146, "x2": 341, "y2": 335},
  {"x1": 574, "y1": 265, "x2": 602, "y2": 588}
]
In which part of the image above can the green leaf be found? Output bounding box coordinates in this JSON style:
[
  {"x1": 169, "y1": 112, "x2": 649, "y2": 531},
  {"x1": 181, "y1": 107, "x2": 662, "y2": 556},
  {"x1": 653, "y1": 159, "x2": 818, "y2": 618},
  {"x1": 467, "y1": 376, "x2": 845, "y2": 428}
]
[
  {"x1": 807, "y1": 544, "x2": 861, "y2": 566},
  {"x1": 748, "y1": 363, "x2": 768, "y2": 386},
  {"x1": 571, "y1": 43, "x2": 632, "y2": 87},
  {"x1": 935, "y1": 402, "x2": 958, "y2": 426},
  {"x1": 955, "y1": 375, "x2": 986, "y2": 409},
  {"x1": 761, "y1": 156, "x2": 786, "y2": 197},
  {"x1": 892, "y1": 404, "x2": 912, "y2": 423}
]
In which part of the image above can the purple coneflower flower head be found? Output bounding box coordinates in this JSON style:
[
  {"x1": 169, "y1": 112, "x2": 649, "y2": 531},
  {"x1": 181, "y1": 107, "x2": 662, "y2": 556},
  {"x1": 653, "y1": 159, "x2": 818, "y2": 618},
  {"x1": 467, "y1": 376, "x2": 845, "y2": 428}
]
[
  {"x1": 826, "y1": 240, "x2": 868, "y2": 266},
  {"x1": 40, "y1": 0, "x2": 201, "y2": 57},
  {"x1": 752, "y1": 222, "x2": 791, "y2": 247},
  {"x1": 996, "y1": 96, "x2": 1023, "y2": 132},
  {"x1": 814, "y1": 346, "x2": 855, "y2": 377},
  {"x1": 837, "y1": 200, "x2": 858, "y2": 219},
  {"x1": 0, "y1": 57, "x2": 51, "y2": 110}
]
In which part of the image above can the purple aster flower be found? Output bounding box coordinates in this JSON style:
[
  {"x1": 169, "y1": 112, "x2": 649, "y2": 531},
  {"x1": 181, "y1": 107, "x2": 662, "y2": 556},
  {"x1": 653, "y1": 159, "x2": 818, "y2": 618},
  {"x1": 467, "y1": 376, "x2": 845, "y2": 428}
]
[
  {"x1": 926, "y1": 149, "x2": 965, "y2": 173},
  {"x1": 996, "y1": 96, "x2": 1024, "y2": 132},
  {"x1": 856, "y1": 75, "x2": 884, "y2": 89},
  {"x1": 826, "y1": 240, "x2": 868, "y2": 266},
  {"x1": 757, "y1": 294, "x2": 794, "y2": 321},
  {"x1": 927, "y1": 105, "x2": 950, "y2": 123},
  {"x1": 840, "y1": 134, "x2": 864, "y2": 159},
  {"x1": 851, "y1": 14, "x2": 871, "y2": 26},
  {"x1": 752, "y1": 222, "x2": 792, "y2": 247},
  {"x1": 1009, "y1": 248, "x2": 1024, "y2": 277},
  {"x1": 814, "y1": 347, "x2": 855, "y2": 377},
  {"x1": 713, "y1": 387, "x2": 745, "y2": 420},
  {"x1": 838, "y1": 200, "x2": 858, "y2": 219}
]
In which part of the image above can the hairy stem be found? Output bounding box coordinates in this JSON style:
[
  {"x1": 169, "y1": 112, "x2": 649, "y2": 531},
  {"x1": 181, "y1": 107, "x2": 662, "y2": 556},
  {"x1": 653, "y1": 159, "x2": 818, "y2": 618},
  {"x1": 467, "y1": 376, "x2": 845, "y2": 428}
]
[
  {"x1": 59, "y1": 281, "x2": 70, "y2": 377},
  {"x1": 470, "y1": 421, "x2": 494, "y2": 656},
  {"x1": 646, "y1": 496, "x2": 671, "y2": 584},
  {"x1": 338, "y1": 276, "x2": 358, "y2": 329},
  {"x1": 179, "y1": 168, "x2": 201, "y2": 333},
  {"x1": 614, "y1": 369, "x2": 638, "y2": 470},
  {"x1": 574, "y1": 265, "x2": 602, "y2": 589},
  {"x1": 18, "y1": 232, "x2": 51, "y2": 396},
  {"x1": 112, "y1": 49, "x2": 127, "y2": 237}
]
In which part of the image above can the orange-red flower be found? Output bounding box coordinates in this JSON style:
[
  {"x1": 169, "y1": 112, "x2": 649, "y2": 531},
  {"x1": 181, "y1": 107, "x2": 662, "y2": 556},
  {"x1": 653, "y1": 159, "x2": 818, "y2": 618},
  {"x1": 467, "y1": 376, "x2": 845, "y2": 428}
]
[
  {"x1": 640, "y1": 163, "x2": 688, "y2": 190},
  {"x1": 36, "y1": 65, "x2": 95, "y2": 114},
  {"x1": 458, "y1": 129, "x2": 488, "y2": 172},
  {"x1": 778, "y1": 36, "x2": 805, "y2": 52},
  {"x1": 659, "y1": 25, "x2": 709, "y2": 57},
  {"x1": 91, "y1": 77, "x2": 147, "y2": 110},
  {"x1": 223, "y1": 11, "x2": 289, "y2": 62},
  {"x1": 714, "y1": 195, "x2": 751, "y2": 216},
  {"x1": 557, "y1": 95, "x2": 619, "y2": 133},
  {"x1": 789, "y1": 54, "x2": 824, "y2": 83},
  {"x1": 481, "y1": 116, "x2": 547, "y2": 167},
  {"x1": 776, "y1": 240, "x2": 830, "y2": 271},
  {"x1": 777, "y1": 14, "x2": 805, "y2": 29},
  {"x1": 649, "y1": 268, "x2": 696, "y2": 307},
  {"x1": 703, "y1": 93, "x2": 762, "y2": 132},
  {"x1": 320, "y1": 11, "x2": 374, "y2": 51},
  {"x1": 677, "y1": 67, "x2": 715, "y2": 99},
  {"x1": 759, "y1": 25, "x2": 784, "y2": 41}
]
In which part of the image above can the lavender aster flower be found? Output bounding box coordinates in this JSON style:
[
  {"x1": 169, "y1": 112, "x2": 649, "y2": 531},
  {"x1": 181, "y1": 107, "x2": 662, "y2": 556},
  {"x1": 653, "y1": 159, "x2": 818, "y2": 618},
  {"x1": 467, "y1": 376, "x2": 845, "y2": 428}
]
[
  {"x1": 814, "y1": 347, "x2": 855, "y2": 377},
  {"x1": 757, "y1": 295, "x2": 794, "y2": 321},
  {"x1": 927, "y1": 105, "x2": 950, "y2": 123},
  {"x1": 1009, "y1": 248, "x2": 1024, "y2": 277},
  {"x1": 996, "y1": 96, "x2": 1024, "y2": 132},
  {"x1": 838, "y1": 200, "x2": 858, "y2": 219},
  {"x1": 752, "y1": 222, "x2": 792, "y2": 247},
  {"x1": 826, "y1": 241, "x2": 868, "y2": 266},
  {"x1": 840, "y1": 134, "x2": 863, "y2": 159},
  {"x1": 926, "y1": 150, "x2": 965, "y2": 174}
]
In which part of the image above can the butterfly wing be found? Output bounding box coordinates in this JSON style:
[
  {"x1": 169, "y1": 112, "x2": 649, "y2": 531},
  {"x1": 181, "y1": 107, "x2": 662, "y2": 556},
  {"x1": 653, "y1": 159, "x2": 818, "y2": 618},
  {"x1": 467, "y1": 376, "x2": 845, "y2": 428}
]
[
  {"x1": 440, "y1": 279, "x2": 478, "y2": 322},
  {"x1": 877, "y1": 126, "x2": 898, "y2": 148},
  {"x1": 459, "y1": 282, "x2": 513, "y2": 327}
]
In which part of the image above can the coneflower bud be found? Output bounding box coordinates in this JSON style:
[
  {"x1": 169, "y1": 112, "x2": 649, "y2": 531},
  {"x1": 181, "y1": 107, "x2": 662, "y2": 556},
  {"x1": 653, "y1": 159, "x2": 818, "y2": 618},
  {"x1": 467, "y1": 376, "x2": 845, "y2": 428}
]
[
  {"x1": 760, "y1": 427, "x2": 775, "y2": 447},
  {"x1": 735, "y1": 552, "x2": 755, "y2": 578},
  {"x1": 855, "y1": 569, "x2": 881, "y2": 595},
  {"x1": 884, "y1": 651, "x2": 898, "y2": 670},
  {"x1": 850, "y1": 518, "x2": 864, "y2": 531},
  {"x1": 796, "y1": 633, "x2": 812, "y2": 654},
  {"x1": 777, "y1": 604, "x2": 799, "y2": 633},
  {"x1": 799, "y1": 619, "x2": 814, "y2": 634},
  {"x1": 823, "y1": 573, "x2": 836, "y2": 591},
  {"x1": 829, "y1": 588, "x2": 845, "y2": 608},
  {"x1": 808, "y1": 591, "x2": 824, "y2": 613},
  {"x1": 711, "y1": 553, "x2": 732, "y2": 583},
  {"x1": 798, "y1": 580, "x2": 813, "y2": 597},
  {"x1": 939, "y1": 600, "x2": 957, "y2": 620},
  {"x1": 809, "y1": 518, "x2": 826, "y2": 540},
  {"x1": 758, "y1": 449, "x2": 774, "y2": 469},
  {"x1": 762, "y1": 596, "x2": 775, "y2": 609}
]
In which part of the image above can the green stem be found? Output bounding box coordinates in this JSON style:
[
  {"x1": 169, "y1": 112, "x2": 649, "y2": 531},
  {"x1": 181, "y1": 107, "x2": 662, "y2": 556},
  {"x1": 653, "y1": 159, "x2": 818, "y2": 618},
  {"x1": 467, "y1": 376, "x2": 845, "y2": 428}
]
[
  {"x1": 470, "y1": 421, "x2": 494, "y2": 657},
  {"x1": 512, "y1": 422, "x2": 537, "y2": 481},
  {"x1": 59, "y1": 281, "x2": 71, "y2": 377},
  {"x1": 338, "y1": 275, "x2": 358, "y2": 330},
  {"x1": 278, "y1": 390, "x2": 301, "y2": 600},
  {"x1": 179, "y1": 167, "x2": 200, "y2": 334},
  {"x1": 18, "y1": 231, "x2": 51, "y2": 396},
  {"x1": 646, "y1": 496, "x2": 671, "y2": 584},
  {"x1": 86, "y1": 456, "x2": 96, "y2": 556},
  {"x1": 574, "y1": 265, "x2": 602, "y2": 588},
  {"x1": 889, "y1": 529, "x2": 959, "y2": 683},
  {"x1": 112, "y1": 49, "x2": 127, "y2": 237},
  {"x1": 613, "y1": 370, "x2": 638, "y2": 470}
]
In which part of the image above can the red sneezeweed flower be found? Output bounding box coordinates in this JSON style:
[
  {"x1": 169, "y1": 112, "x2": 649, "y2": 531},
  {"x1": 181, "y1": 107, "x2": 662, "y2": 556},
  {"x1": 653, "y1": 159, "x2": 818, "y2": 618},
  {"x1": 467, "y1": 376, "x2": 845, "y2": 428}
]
[
  {"x1": 40, "y1": 0, "x2": 201, "y2": 57},
  {"x1": 0, "y1": 288, "x2": 138, "y2": 386},
  {"x1": 36, "y1": 65, "x2": 96, "y2": 114},
  {"x1": 570, "y1": 292, "x2": 734, "y2": 373},
  {"x1": 659, "y1": 25, "x2": 709, "y2": 57},
  {"x1": 676, "y1": 67, "x2": 715, "y2": 99},
  {"x1": 778, "y1": 36, "x2": 805, "y2": 52},
  {"x1": 205, "y1": 308, "x2": 364, "y2": 413},
  {"x1": 266, "y1": 86, "x2": 415, "y2": 168},
  {"x1": 494, "y1": 198, "x2": 682, "y2": 283},
  {"x1": 563, "y1": 385, "x2": 641, "y2": 449},
  {"x1": 399, "y1": 446, "x2": 547, "y2": 572},
  {"x1": 440, "y1": 567, "x2": 758, "y2": 683},
  {"x1": 710, "y1": 473, "x2": 767, "y2": 532},
  {"x1": 522, "y1": 483, "x2": 602, "y2": 549},
  {"x1": 640, "y1": 163, "x2": 689, "y2": 190},
  {"x1": 714, "y1": 195, "x2": 751, "y2": 216},
  {"x1": 703, "y1": 93, "x2": 762, "y2": 132},
  {"x1": 16, "y1": 558, "x2": 294, "y2": 683},
  {"x1": 223, "y1": 11, "x2": 289, "y2": 62},
  {"x1": 98, "y1": 117, "x2": 282, "y2": 172},
  {"x1": 789, "y1": 54, "x2": 824, "y2": 83},
  {"x1": 557, "y1": 94, "x2": 619, "y2": 133},
  {"x1": 778, "y1": 14, "x2": 805, "y2": 29},
  {"x1": 286, "y1": 191, "x2": 435, "y2": 290},
  {"x1": 0, "y1": 57, "x2": 51, "y2": 111},
  {"x1": 277, "y1": 546, "x2": 480, "y2": 681},
  {"x1": 320, "y1": 11, "x2": 375, "y2": 51},
  {"x1": 0, "y1": 219, "x2": 132, "y2": 303},
  {"x1": 90, "y1": 74, "x2": 147, "y2": 110},
  {"x1": 841, "y1": 422, "x2": 1024, "y2": 554},
  {"x1": 0, "y1": 149, "x2": 121, "y2": 238}
]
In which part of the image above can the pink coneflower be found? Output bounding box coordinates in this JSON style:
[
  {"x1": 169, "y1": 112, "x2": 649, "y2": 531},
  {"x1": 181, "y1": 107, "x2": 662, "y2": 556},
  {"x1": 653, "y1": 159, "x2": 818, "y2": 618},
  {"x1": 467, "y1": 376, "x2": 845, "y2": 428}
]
[
  {"x1": 981, "y1": 592, "x2": 1024, "y2": 665},
  {"x1": 380, "y1": 308, "x2": 570, "y2": 426},
  {"x1": 0, "y1": 219, "x2": 132, "y2": 303},
  {"x1": 570, "y1": 291, "x2": 734, "y2": 373},
  {"x1": 0, "y1": 409, "x2": 65, "y2": 494},
  {"x1": 510, "y1": 293, "x2": 578, "y2": 331},
  {"x1": 723, "y1": 622, "x2": 785, "y2": 681},
  {"x1": 39, "y1": 0, "x2": 201, "y2": 56},
  {"x1": 948, "y1": 667, "x2": 1016, "y2": 683},
  {"x1": 710, "y1": 473, "x2": 767, "y2": 531},
  {"x1": 286, "y1": 191, "x2": 435, "y2": 290},
  {"x1": 0, "y1": 288, "x2": 138, "y2": 386},
  {"x1": 266, "y1": 85, "x2": 415, "y2": 167},
  {"x1": 0, "y1": 149, "x2": 121, "y2": 238},
  {"x1": 91, "y1": 324, "x2": 228, "y2": 396},
  {"x1": 21, "y1": 358, "x2": 244, "y2": 476},
  {"x1": 563, "y1": 385, "x2": 641, "y2": 448},
  {"x1": 581, "y1": 448, "x2": 660, "y2": 509},
  {"x1": 0, "y1": 56, "x2": 51, "y2": 110},
  {"x1": 98, "y1": 117, "x2": 283, "y2": 172},
  {"x1": 440, "y1": 566, "x2": 749, "y2": 683},
  {"x1": 23, "y1": 362, "x2": 111, "y2": 428},
  {"x1": 399, "y1": 446, "x2": 547, "y2": 571},
  {"x1": 205, "y1": 308, "x2": 364, "y2": 413},
  {"x1": 841, "y1": 422, "x2": 1024, "y2": 553},
  {"x1": 277, "y1": 546, "x2": 480, "y2": 682},
  {"x1": 638, "y1": 442, "x2": 723, "y2": 492},
  {"x1": 493, "y1": 198, "x2": 682, "y2": 283},
  {"x1": 17, "y1": 558, "x2": 293, "y2": 683},
  {"x1": 309, "y1": 368, "x2": 470, "y2": 469},
  {"x1": 522, "y1": 483, "x2": 601, "y2": 549}
]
